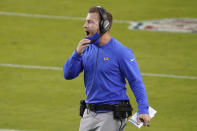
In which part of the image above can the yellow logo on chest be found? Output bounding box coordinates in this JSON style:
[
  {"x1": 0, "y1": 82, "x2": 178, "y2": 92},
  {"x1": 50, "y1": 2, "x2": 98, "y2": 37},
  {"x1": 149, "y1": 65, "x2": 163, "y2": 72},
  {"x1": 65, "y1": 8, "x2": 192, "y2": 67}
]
[{"x1": 104, "y1": 57, "x2": 110, "y2": 61}]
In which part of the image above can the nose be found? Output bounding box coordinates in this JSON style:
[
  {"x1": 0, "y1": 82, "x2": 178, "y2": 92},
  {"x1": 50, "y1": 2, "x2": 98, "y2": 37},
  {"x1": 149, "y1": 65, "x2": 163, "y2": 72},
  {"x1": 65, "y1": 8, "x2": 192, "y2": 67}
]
[{"x1": 83, "y1": 21, "x2": 88, "y2": 28}]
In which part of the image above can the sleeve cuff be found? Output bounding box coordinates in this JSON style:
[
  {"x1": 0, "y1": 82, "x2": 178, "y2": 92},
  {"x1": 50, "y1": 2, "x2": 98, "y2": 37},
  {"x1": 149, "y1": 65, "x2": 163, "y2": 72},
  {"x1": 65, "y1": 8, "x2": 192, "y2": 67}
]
[
  {"x1": 137, "y1": 105, "x2": 149, "y2": 114},
  {"x1": 72, "y1": 50, "x2": 82, "y2": 58}
]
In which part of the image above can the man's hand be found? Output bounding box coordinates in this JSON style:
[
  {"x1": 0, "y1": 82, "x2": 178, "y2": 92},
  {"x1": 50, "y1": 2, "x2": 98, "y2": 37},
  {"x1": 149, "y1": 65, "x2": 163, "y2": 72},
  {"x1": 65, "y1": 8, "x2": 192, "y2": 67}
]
[
  {"x1": 137, "y1": 114, "x2": 150, "y2": 127},
  {"x1": 76, "y1": 39, "x2": 91, "y2": 55}
]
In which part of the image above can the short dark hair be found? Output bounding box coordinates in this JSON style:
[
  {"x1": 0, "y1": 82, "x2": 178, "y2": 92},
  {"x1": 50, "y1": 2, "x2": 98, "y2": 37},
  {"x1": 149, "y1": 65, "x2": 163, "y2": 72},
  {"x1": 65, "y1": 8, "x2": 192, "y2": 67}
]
[{"x1": 89, "y1": 6, "x2": 113, "y2": 30}]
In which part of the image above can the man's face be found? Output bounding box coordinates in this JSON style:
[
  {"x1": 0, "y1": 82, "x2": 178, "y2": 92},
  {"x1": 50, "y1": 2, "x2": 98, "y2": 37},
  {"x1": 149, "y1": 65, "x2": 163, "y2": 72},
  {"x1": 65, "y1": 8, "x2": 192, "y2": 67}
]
[{"x1": 83, "y1": 13, "x2": 100, "y2": 37}]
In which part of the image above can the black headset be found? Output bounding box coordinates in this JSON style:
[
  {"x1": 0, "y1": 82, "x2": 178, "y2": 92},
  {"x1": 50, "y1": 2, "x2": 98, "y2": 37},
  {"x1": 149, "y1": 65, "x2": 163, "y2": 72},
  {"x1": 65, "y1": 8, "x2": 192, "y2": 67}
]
[{"x1": 96, "y1": 6, "x2": 110, "y2": 35}]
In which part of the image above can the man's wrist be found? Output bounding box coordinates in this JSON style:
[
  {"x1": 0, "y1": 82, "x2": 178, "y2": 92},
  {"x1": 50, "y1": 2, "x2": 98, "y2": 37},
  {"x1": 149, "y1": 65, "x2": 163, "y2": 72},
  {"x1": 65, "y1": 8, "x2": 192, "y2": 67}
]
[
  {"x1": 75, "y1": 49, "x2": 82, "y2": 55},
  {"x1": 73, "y1": 50, "x2": 82, "y2": 58}
]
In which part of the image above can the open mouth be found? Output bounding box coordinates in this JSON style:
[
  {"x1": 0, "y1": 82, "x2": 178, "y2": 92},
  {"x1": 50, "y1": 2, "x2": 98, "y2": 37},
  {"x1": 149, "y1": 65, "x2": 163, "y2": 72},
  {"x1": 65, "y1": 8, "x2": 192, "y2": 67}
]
[{"x1": 85, "y1": 31, "x2": 90, "y2": 36}]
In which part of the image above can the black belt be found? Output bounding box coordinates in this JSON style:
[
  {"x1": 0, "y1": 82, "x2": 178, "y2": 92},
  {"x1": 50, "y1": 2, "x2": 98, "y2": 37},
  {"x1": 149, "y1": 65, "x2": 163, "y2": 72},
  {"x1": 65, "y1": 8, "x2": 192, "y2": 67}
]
[{"x1": 86, "y1": 104, "x2": 114, "y2": 112}]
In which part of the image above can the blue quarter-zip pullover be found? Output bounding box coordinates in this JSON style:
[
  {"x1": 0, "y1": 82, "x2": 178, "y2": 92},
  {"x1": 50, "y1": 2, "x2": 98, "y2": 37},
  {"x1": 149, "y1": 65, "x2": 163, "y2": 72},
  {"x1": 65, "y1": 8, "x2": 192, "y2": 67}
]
[{"x1": 63, "y1": 36, "x2": 149, "y2": 114}]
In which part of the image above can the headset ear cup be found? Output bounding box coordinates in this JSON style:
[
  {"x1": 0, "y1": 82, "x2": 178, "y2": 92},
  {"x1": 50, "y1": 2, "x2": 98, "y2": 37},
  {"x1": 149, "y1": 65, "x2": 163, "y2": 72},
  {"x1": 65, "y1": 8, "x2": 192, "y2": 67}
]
[
  {"x1": 100, "y1": 20, "x2": 110, "y2": 34},
  {"x1": 103, "y1": 20, "x2": 110, "y2": 31},
  {"x1": 100, "y1": 20, "x2": 104, "y2": 33}
]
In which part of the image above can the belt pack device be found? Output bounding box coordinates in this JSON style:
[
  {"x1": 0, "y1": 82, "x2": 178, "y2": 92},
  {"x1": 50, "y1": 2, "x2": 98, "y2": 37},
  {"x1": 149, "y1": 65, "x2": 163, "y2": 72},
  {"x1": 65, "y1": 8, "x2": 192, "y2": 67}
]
[
  {"x1": 79, "y1": 100, "x2": 133, "y2": 120},
  {"x1": 113, "y1": 101, "x2": 133, "y2": 119},
  {"x1": 80, "y1": 100, "x2": 86, "y2": 117}
]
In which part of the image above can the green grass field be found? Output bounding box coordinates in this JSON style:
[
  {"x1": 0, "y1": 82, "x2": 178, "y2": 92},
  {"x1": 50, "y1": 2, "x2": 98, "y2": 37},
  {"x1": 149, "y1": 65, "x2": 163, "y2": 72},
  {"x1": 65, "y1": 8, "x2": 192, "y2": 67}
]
[{"x1": 0, "y1": 0, "x2": 197, "y2": 131}]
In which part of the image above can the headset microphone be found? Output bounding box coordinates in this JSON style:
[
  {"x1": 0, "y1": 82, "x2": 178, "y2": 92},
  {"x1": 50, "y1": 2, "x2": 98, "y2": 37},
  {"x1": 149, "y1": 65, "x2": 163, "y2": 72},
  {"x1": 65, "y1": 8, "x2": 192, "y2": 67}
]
[
  {"x1": 90, "y1": 35, "x2": 100, "y2": 43},
  {"x1": 89, "y1": 31, "x2": 104, "y2": 44}
]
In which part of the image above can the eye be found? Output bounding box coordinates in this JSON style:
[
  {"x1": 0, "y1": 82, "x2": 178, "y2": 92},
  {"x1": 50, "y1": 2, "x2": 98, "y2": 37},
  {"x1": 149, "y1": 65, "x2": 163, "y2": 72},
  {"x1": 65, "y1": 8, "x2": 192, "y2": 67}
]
[{"x1": 87, "y1": 20, "x2": 93, "y2": 23}]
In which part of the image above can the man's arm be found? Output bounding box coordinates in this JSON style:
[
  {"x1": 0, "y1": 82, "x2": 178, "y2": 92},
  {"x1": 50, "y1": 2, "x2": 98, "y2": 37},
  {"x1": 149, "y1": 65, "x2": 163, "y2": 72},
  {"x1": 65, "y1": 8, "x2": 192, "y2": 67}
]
[
  {"x1": 119, "y1": 48, "x2": 150, "y2": 126},
  {"x1": 63, "y1": 50, "x2": 83, "y2": 80},
  {"x1": 63, "y1": 39, "x2": 90, "y2": 80}
]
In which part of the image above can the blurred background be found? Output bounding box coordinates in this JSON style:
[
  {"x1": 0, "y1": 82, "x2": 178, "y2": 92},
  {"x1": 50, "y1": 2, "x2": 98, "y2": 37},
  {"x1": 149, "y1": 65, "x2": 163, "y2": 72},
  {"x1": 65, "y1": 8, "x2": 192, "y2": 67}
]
[{"x1": 0, "y1": 0, "x2": 197, "y2": 131}]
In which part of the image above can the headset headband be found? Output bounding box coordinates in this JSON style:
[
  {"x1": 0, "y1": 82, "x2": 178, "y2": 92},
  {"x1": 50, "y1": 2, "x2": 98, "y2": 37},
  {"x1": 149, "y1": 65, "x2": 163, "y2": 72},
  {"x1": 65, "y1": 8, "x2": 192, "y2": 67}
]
[{"x1": 97, "y1": 6, "x2": 108, "y2": 21}]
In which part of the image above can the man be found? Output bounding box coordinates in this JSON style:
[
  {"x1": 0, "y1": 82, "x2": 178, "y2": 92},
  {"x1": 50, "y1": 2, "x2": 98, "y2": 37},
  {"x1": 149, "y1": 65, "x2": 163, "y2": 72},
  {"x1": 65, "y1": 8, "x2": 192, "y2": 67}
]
[{"x1": 63, "y1": 6, "x2": 150, "y2": 131}]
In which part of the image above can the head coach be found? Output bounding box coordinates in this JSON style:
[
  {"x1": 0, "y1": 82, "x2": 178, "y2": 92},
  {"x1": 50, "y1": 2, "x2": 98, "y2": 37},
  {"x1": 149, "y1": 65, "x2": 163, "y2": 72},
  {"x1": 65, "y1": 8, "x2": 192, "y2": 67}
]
[{"x1": 63, "y1": 6, "x2": 151, "y2": 131}]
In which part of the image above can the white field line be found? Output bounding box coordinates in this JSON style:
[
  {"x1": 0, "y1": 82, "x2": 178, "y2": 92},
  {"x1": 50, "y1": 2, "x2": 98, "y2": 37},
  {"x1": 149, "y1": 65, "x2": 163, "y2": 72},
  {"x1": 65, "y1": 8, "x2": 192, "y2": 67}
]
[
  {"x1": 0, "y1": 129, "x2": 25, "y2": 131},
  {"x1": 0, "y1": 63, "x2": 196, "y2": 80},
  {"x1": 0, "y1": 11, "x2": 134, "y2": 24},
  {"x1": 0, "y1": 63, "x2": 62, "y2": 71},
  {"x1": 141, "y1": 73, "x2": 197, "y2": 80}
]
